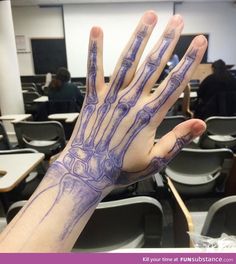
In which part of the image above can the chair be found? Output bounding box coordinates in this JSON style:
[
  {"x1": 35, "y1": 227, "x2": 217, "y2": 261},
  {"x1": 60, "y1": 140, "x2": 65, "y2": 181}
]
[
  {"x1": 6, "y1": 196, "x2": 163, "y2": 251},
  {"x1": 23, "y1": 91, "x2": 40, "y2": 103},
  {"x1": 35, "y1": 101, "x2": 80, "y2": 140},
  {"x1": 200, "y1": 195, "x2": 236, "y2": 237},
  {"x1": 168, "y1": 179, "x2": 236, "y2": 243},
  {"x1": 155, "y1": 116, "x2": 187, "y2": 139},
  {"x1": 188, "y1": 196, "x2": 236, "y2": 239},
  {"x1": 21, "y1": 82, "x2": 37, "y2": 89},
  {"x1": 22, "y1": 86, "x2": 37, "y2": 92},
  {"x1": 73, "y1": 196, "x2": 163, "y2": 251},
  {"x1": 6, "y1": 200, "x2": 27, "y2": 223},
  {"x1": 0, "y1": 122, "x2": 11, "y2": 150},
  {"x1": 163, "y1": 148, "x2": 234, "y2": 196},
  {"x1": 23, "y1": 91, "x2": 41, "y2": 114},
  {"x1": 199, "y1": 116, "x2": 236, "y2": 152},
  {"x1": 13, "y1": 121, "x2": 66, "y2": 159}
]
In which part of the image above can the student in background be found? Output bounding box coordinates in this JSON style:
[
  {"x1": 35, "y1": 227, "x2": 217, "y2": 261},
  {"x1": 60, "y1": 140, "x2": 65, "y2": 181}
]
[
  {"x1": 194, "y1": 59, "x2": 236, "y2": 119},
  {"x1": 0, "y1": 11, "x2": 207, "y2": 252},
  {"x1": 48, "y1": 67, "x2": 84, "y2": 110}
]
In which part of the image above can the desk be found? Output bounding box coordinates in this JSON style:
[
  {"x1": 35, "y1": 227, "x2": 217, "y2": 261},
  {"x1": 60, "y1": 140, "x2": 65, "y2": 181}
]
[
  {"x1": 33, "y1": 96, "x2": 48, "y2": 102},
  {"x1": 48, "y1": 113, "x2": 79, "y2": 123},
  {"x1": 0, "y1": 153, "x2": 45, "y2": 192},
  {"x1": 0, "y1": 114, "x2": 31, "y2": 123},
  {"x1": 167, "y1": 177, "x2": 194, "y2": 247}
]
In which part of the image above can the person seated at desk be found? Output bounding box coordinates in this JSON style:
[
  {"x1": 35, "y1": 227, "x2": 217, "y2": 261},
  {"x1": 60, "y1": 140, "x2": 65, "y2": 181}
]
[
  {"x1": 194, "y1": 59, "x2": 236, "y2": 119},
  {"x1": 0, "y1": 11, "x2": 207, "y2": 252},
  {"x1": 48, "y1": 67, "x2": 84, "y2": 110}
]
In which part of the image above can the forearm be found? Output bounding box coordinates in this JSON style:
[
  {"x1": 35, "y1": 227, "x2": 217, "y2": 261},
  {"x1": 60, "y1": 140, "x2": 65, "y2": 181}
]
[{"x1": 0, "y1": 161, "x2": 107, "y2": 252}]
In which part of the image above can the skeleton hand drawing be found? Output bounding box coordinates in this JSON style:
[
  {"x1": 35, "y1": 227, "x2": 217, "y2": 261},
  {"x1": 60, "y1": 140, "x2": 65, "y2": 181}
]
[{"x1": 5, "y1": 11, "x2": 207, "y2": 243}]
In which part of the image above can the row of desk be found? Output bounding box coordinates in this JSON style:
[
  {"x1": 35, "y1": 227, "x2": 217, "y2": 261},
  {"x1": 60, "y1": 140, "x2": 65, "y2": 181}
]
[
  {"x1": 33, "y1": 92, "x2": 198, "y2": 103},
  {"x1": 0, "y1": 113, "x2": 79, "y2": 123},
  {"x1": 0, "y1": 113, "x2": 79, "y2": 194},
  {"x1": 0, "y1": 90, "x2": 196, "y2": 197}
]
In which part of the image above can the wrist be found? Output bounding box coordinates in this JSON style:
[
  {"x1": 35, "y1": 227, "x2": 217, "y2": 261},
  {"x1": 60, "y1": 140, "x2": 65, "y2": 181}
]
[
  {"x1": 43, "y1": 161, "x2": 114, "y2": 207},
  {"x1": 29, "y1": 160, "x2": 108, "y2": 245},
  {"x1": 54, "y1": 148, "x2": 116, "y2": 196}
]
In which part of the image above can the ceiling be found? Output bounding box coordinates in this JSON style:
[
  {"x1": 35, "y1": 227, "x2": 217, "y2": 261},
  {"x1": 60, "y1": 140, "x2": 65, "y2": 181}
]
[{"x1": 11, "y1": 0, "x2": 236, "y2": 6}]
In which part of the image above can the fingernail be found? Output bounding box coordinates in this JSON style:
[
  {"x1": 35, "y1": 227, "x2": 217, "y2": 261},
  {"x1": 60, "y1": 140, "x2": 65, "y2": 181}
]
[
  {"x1": 91, "y1": 27, "x2": 100, "y2": 38},
  {"x1": 143, "y1": 11, "x2": 157, "y2": 25},
  {"x1": 194, "y1": 35, "x2": 207, "y2": 47}
]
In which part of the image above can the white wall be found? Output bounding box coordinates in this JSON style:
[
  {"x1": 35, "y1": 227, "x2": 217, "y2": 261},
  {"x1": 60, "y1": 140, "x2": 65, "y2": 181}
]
[
  {"x1": 175, "y1": 1, "x2": 236, "y2": 66},
  {"x1": 63, "y1": 2, "x2": 173, "y2": 77},
  {"x1": 11, "y1": 2, "x2": 236, "y2": 77},
  {"x1": 12, "y1": 6, "x2": 64, "y2": 75}
]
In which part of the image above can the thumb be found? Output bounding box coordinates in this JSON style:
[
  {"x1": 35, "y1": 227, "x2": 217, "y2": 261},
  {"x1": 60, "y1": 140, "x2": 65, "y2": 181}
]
[
  {"x1": 117, "y1": 119, "x2": 205, "y2": 186},
  {"x1": 151, "y1": 119, "x2": 206, "y2": 163}
]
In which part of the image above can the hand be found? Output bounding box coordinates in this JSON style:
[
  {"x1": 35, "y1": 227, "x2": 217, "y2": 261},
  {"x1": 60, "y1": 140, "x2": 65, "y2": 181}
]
[
  {"x1": 57, "y1": 10, "x2": 207, "y2": 193},
  {"x1": 0, "y1": 11, "x2": 208, "y2": 251}
]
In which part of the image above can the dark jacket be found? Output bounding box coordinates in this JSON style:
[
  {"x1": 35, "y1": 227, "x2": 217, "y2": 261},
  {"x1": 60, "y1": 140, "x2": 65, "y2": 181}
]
[
  {"x1": 194, "y1": 72, "x2": 236, "y2": 119},
  {"x1": 48, "y1": 82, "x2": 84, "y2": 109}
]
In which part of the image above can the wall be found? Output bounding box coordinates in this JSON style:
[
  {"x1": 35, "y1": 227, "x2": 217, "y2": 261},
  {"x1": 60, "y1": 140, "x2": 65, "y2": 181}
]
[
  {"x1": 175, "y1": 1, "x2": 236, "y2": 66},
  {"x1": 63, "y1": 2, "x2": 173, "y2": 77},
  {"x1": 11, "y1": 2, "x2": 236, "y2": 77},
  {"x1": 12, "y1": 6, "x2": 64, "y2": 76}
]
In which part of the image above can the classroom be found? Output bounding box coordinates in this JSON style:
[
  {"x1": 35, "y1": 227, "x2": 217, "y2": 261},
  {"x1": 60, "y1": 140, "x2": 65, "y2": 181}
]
[{"x1": 0, "y1": 0, "x2": 236, "y2": 254}]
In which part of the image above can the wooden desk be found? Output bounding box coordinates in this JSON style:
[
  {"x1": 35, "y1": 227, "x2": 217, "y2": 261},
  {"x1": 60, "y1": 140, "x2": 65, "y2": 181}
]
[
  {"x1": 167, "y1": 177, "x2": 194, "y2": 247},
  {"x1": 0, "y1": 114, "x2": 31, "y2": 123},
  {"x1": 33, "y1": 96, "x2": 48, "y2": 102},
  {"x1": 0, "y1": 153, "x2": 45, "y2": 192},
  {"x1": 48, "y1": 113, "x2": 79, "y2": 123}
]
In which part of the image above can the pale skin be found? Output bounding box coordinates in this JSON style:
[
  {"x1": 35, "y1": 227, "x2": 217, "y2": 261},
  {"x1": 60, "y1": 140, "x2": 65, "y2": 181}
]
[{"x1": 0, "y1": 10, "x2": 207, "y2": 252}]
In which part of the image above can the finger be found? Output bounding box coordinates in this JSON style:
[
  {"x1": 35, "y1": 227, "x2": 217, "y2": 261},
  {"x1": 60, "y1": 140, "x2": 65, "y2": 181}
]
[
  {"x1": 122, "y1": 14, "x2": 184, "y2": 104},
  {"x1": 86, "y1": 26, "x2": 104, "y2": 104},
  {"x1": 151, "y1": 119, "x2": 206, "y2": 161},
  {"x1": 146, "y1": 35, "x2": 207, "y2": 125},
  {"x1": 106, "y1": 10, "x2": 157, "y2": 103},
  {"x1": 116, "y1": 119, "x2": 205, "y2": 186}
]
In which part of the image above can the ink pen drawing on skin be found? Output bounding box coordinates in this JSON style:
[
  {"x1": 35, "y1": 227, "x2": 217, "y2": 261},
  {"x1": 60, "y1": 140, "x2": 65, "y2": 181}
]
[{"x1": 0, "y1": 14, "x2": 204, "y2": 246}]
